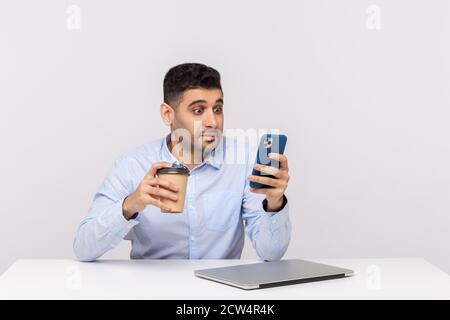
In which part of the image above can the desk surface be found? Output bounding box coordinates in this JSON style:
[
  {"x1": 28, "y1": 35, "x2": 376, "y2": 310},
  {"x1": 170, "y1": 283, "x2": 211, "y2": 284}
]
[{"x1": 0, "y1": 258, "x2": 449, "y2": 299}]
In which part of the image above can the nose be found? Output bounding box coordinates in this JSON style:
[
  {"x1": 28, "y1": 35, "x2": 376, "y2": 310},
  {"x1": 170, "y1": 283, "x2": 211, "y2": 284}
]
[{"x1": 203, "y1": 108, "x2": 218, "y2": 128}]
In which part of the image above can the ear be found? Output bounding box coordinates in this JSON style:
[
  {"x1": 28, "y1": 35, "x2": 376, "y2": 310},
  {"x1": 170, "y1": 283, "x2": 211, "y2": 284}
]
[{"x1": 160, "y1": 103, "x2": 174, "y2": 126}]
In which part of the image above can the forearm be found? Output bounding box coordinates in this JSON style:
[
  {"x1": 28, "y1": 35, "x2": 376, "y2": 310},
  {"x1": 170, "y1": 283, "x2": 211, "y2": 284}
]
[
  {"x1": 73, "y1": 197, "x2": 139, "y2": 262},
  {"x1": 252, "y1": 200, "x2": 291, "y2": 261}
]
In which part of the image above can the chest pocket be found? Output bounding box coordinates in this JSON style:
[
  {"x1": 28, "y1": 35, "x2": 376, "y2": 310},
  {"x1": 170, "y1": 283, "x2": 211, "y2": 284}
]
[{"x1": 201, "y1": 191, "x2": 241, "y2": 231}]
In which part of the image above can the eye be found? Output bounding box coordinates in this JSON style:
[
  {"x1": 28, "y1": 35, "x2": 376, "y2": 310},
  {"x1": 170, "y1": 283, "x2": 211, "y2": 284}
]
[
  {"x1": 213, "y1": 106, "x2": 223, "y2": 113},
  {"x1": 193, "y1": 108, "x2": 203, "y2": 115}
]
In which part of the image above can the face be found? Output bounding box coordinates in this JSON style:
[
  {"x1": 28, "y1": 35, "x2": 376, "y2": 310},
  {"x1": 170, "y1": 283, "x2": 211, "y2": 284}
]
[{"x1": 161, "y1": 88, "x2": 224, "y2": 157}]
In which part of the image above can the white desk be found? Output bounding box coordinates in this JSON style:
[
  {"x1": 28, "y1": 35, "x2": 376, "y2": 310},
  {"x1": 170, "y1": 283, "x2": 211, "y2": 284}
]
[{"x1": 0, "y1": 258, "x2": 448, "y2": 299}]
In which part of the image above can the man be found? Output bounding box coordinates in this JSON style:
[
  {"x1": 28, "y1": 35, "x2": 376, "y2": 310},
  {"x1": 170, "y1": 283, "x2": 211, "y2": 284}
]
[{"x1": 73, "y1": 63, "x2": 291, "y2": 262}]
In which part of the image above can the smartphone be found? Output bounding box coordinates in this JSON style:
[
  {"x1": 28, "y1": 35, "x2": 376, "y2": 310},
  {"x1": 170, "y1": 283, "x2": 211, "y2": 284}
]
[{"x1": 250, "y1": 134, "x2": 287, "y2": 189}]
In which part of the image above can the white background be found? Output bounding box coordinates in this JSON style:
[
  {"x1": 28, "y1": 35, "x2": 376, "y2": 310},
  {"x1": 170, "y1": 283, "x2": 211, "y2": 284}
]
[{"x1": 0, "y1": 0, "x2": 449, "y2": 275}]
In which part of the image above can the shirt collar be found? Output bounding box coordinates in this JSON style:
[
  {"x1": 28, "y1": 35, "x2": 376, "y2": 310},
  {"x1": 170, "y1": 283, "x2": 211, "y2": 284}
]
[{"x1": 160, "y1": 134, "x2": 224, "y2": 170}]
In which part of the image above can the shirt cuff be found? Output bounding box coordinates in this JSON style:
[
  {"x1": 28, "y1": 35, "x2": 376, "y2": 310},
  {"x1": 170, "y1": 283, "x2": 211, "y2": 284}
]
[
  {"x1": 263, "y1": 197, "x2": 289, "y2": 233},
  {"x1": 110, "y1": 197, "x2": 140, "y2": 240},
  {"x1": 256, "y1": 196, "x2": 289, "y2": 232},
  {"x1": 263, "y1": 195, "x2": 288, "y2": 213}
]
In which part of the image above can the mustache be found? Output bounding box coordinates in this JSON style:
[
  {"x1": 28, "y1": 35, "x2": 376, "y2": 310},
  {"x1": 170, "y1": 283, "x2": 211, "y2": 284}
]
[
  {"x1": 198, "y1": 132, "x2": 222, "y2": 140},
  {"x1": 200, "y1": 130, "x2": 222, "y2": 136},
  {"x1": 169, "y1": 129, "x2": 222, "y2": 145}
]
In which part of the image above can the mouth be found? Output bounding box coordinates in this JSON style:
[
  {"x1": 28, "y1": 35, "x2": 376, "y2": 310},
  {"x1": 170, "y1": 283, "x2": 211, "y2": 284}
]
[
  {"x1": 201, "y1": 132, "x2": 220, "y2": 143},
  {"x1": 202, "y1": 135, "x2": 216, "y2": 142}
]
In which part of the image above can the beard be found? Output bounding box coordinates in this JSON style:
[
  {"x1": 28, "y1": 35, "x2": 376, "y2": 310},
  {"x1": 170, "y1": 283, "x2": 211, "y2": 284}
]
[
  {"x1": 170, "y1": 129, "x2": 223, "y2": 164},
  {"x1": 193, "y1": 129, "x2": 222, "y2": 161}
]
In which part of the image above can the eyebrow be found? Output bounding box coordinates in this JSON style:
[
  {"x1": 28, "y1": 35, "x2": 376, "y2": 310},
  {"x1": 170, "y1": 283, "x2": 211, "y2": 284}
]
[{"x1": 187, "y1": 98, "x2": 224, "y2": 108}]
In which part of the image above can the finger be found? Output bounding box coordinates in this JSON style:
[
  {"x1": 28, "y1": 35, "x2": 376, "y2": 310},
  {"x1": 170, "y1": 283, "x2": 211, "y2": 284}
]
[
  {"x1": 147, "y1": 186, "x2": 179, "y2": 201},
  {"x1": 146, "y1": 162, "x2": 173, "y2": 178},
  {"x1": 147, "y1": 196, "x2": 173, "y2": 212},
  {"x1": 253, "y1": 163, "x2": 283, "y2": 178},
  {"x1": 146, "y1": 176, "x2": 179, "y2": 192},
  {"x1": 248, "y1": 175, "x2": 285, "y2": 188},
  {"x1": 268, "y1": 153, "x2": 288, "y2": 170},
  {"x1": 249, "y1": 188, "x2": 268, "y2": 194}
]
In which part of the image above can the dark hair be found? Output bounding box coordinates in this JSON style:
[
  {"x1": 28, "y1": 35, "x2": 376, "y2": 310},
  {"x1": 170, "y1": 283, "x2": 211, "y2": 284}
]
[{"x1": 163, "y1": 63, "x2": 222, "y2": 106}]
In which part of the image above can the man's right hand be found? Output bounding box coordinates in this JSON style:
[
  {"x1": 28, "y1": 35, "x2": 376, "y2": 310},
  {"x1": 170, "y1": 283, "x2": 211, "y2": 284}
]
[{"x1": 122, "y1": 162, "x2": 179, "y2": 220}]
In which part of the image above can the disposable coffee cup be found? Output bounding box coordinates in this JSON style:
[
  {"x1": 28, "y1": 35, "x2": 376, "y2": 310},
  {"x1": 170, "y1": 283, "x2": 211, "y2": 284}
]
[{"x1": 156, "y1": 164, "x2": 190, "y2": 213}]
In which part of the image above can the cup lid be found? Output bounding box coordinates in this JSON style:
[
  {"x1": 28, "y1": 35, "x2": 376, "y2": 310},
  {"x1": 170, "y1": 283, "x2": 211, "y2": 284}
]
[{"x1": 156, "y1": 163, "x2": 190, "y2": 175}]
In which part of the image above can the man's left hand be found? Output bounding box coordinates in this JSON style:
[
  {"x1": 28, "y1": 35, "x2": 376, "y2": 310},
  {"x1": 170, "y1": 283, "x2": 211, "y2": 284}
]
[{"x1": 248, "y1": 153, "x2": 290, "y2": 212}]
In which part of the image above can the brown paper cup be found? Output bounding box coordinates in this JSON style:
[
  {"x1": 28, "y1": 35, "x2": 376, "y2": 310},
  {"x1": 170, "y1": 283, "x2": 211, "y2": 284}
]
[{"x1": 156, "y1": 166, "x2": 189, "y2": 213}]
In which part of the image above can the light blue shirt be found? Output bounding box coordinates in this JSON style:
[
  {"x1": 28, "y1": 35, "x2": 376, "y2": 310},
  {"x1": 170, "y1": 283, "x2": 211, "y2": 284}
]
[{"x1": 73, "y1": 135, "x2": 291, "y2": 262}]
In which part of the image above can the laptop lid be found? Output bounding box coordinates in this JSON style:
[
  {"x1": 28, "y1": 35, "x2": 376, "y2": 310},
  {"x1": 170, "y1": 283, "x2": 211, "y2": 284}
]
[{"x1": 194, "y1": 259, "x2": 354, "y2": 290}]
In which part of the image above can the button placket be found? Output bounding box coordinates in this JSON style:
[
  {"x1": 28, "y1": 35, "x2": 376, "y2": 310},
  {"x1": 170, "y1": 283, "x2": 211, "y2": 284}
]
[{"x1": 187, "y1": 173, "x2": 197, "y2": 258}]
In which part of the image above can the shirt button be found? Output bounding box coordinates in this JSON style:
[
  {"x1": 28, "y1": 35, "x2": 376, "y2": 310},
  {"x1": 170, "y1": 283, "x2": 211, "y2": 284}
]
[
  {"x1": 272, "y1": 219, "x2": 277, "y2": 224},
  {"x1": 190, "y1": 235, "x2": 196, "y2": 241}
]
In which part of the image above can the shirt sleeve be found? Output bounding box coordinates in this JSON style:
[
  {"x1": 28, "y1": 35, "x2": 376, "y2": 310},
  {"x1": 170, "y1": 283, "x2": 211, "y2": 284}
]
[
  {"x1": 73, "y1": 156, "x2": 139, "y2": 262},
  {"x1": 241, "y1": 150, "x2": 292, "y2": 262}
]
